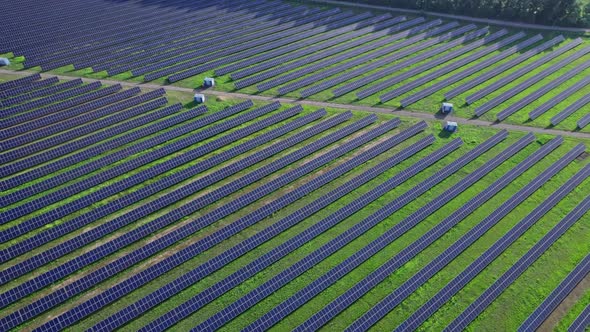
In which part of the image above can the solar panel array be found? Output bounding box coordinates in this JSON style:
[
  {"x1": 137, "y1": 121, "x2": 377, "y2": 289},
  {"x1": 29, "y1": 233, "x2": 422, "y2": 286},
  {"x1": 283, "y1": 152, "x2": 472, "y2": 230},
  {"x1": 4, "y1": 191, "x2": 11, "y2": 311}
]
[
  {"x1": 0, "y1": 76, "x2": 58, "y2": 99},
  {"x1": 497, "y1": 60, "x2": 590, "y2": 121},
  {"x1": 5, "y1": 114, "x2": 379, "y2": 331},
  {"x1": 444, "y1": 35, "x2": 566, "y2": 100},
  {"x1": 189, "y1": 138, "x2": 463, "y2": 331},
  {"x1": 1, "y1": 101, "x2": 275, "y2": 238},
  {"x1": 352, "y1": 27, "x2": 491, "y2": 99},
  {"x1": 298, "y1": 133, "x2": 560, "y2": 331},
  {"x1": 446, "y1": 183, "x2": 590, "y2": 331},
  {"x1": 475, "y1": 45, "x2": 590, "y2": 117},
  {"x1": 299, "y1": 21, "x2": 463, "y2": 98},
  {"x1": 551, "y1": 93, "x2": 590, "y2": 126},
  {"x1": 400, "y1": 34, "x2": 543, "y2": 107},
  {"x1": 235, "y1": 17, "x2": 433, "y2": 90},
  {"x1": 465, "y1": 37, "x2": 582, "y2": 105},
  {"x1": 347, "y1": 143, "x2": 585, "y2": 331},
  {"x1": 396, "y1": 162, "x2": 590, "y2": 331},
  {"x1": 250, "y1": 131, "x2": 529, "y2": 331},
  {"x1": 381, "y1": 31, "x2": 526, "y2": 103},
  {"x1": 519, "y1": 252, "x2": 590, "y2": 332},
  {"x1": 529, "y1": 75, "x2": 590, "y2": 120},
  {"x1": 92, "y1": 121, "x2": 432, "y2": 331},
  {"x1": 0, "y1": 107, "x2": 325, "y2": 282}
]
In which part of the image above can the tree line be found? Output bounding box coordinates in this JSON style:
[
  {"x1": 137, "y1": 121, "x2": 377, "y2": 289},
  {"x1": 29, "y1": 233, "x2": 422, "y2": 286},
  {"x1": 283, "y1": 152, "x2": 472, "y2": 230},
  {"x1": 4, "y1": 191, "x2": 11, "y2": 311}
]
[{"x1": 355, "y1": 0, "x2": 589, "y2": 27}]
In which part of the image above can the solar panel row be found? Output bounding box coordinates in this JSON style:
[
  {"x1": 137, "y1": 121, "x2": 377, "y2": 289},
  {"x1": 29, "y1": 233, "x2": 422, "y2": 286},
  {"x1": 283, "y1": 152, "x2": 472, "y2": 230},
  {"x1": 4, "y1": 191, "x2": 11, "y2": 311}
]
[
  {"x1": 26, "y1": 115, "x2": 378, "y2": 331},
  {"x1": 400, "y1": 34, "x2": 543, "y2": 107},
  {"x1": 299, "y1": 21, "x2": 462, "y2": 98},
  {"x1": 334, "y1": 26, "x2": 486, "y2": 99},
  {"x1": 232, "y1": 16, "x2": 426, "y2": 88},
  {"x1": 0, "y1": 101, "x2": 268, "y2": 237},
  {"x1": 518, "y1": 252, "x2": 590, "y2": 332},
  {"x1": 445, "y1": 35, "x2": 566, "y2": 100},
  {"x1": 357, "y1": 29, "x2": 508, "y2": 100},
  {"x1": 551, "y1": 93, "x2": 590, "y2": 125},
  {"x1": 446, "y1": 176, "x2": 590, "y2": 331},
  {"x1": 396, "y1": 161, "x2": 590, "y2": 331},
  {"x1": 529, "y1": 75, "x2": 590, "y2": 120},
  {"x1": 93, "y1": 120, "x2": 429, "y2": 331},
  {"x1": 577, "y1": 112, "x2": 590, "y2": 129},
  {"x1": 465, "y1": 37, "x2": 581, "y2": 104},
  {"x1": 0, "y1": 87, "x2": 143, "y2": 151},
  {"x1": 298, "y1": 133, "x2": 553, "y2": 331},
  {"x1": 152, "y1": 136, "x2": 458, "y2": 332},
  {"x1": 347, "y1": 143, "x2": 585, "y2": 331},
  {"x1": 568, "y1": 302, "x2": 590, "y2": 332},
  {"x1": 0, "y1": 106, "x2": 318, "y2": 304},
  {"x1": 382, "y1": 31, "x2": 527, "y2": 103},
  {"x1": 497, "y1": 60, "x2": 590, "y2": 121},
  {"x1": 476, "y1": 45, "x2": 590, "y2": 117},
  {"x1": 257, "y1": 131, "x2": 531, "y2": 331}
]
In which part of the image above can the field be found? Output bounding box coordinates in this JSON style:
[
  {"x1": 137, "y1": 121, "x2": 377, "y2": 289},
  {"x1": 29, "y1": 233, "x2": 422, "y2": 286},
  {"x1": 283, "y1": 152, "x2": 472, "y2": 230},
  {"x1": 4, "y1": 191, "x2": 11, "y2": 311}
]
[{"x1": 0, "y1": 0, "x2": 589, "y2": 331}]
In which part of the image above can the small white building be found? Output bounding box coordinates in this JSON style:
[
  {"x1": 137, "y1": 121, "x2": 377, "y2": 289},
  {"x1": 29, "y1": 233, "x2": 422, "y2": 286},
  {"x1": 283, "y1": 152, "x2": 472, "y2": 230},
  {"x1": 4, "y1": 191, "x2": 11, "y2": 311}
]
[
  {"x1": 444, "y1": 121, "x2": 458, "y2": 132},
  {"x1": 194, "y1": 93, "x2": 206, "y2": 104},
  {"x1": 441, "y1": 102, "x2": 453, "y2": 114},
  {"x1": 203, "y1": 77, "x2": 215, "y2": 88},
  {"x1": 0, "y1": 58, "x2": 10, "y2": 66}
]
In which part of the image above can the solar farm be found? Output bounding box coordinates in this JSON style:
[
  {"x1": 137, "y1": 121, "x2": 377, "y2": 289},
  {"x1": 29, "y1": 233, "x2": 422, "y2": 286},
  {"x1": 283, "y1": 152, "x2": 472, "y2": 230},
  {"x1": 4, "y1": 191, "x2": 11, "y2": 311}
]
[{"x1": 0, "y1": 0, "x2": 589, "y2": 331}]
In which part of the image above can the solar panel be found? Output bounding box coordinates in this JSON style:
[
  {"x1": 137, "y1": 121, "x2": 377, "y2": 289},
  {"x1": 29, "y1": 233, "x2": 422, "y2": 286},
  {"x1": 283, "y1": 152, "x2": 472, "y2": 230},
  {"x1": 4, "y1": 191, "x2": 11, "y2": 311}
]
[
  {"x1": 518, "y1": 252, "x2": 590, "y2": 332},
  {"x1": 475, "y1": 45, "x2": 590, "y2": 117},
  {"x1": 346, "y1": 143, "x2": 585, "y2": 331},
  {"x1": 396, "y1": 161, "x2": 590, "y2": 332},
  {"x1": 497, "y1": 60, "x2": 590, "y2": 121},
  {"x1": 300, "y1": 133, "x2": 561, "y2": 331},
  {"x1": 465, "y1": 37, "x2": 581, "y2": 104},
  {"x1": 445, "y1": 35, "x2": 566, "y2": 100},
  {"x1": 0, "y1": 78, "x2": 82, "y2": 107},
  {"x1": 447, "y1": 179, "x2": 590, "y2": 331},
  {"x1": 577, "y1": 113, "x2": 590, "y2": 129},
  {"x1": 0, "y1": 107, "x2": 322, "y2": 281}
]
